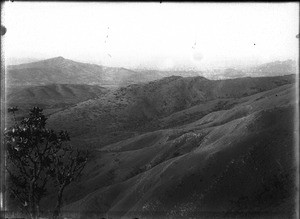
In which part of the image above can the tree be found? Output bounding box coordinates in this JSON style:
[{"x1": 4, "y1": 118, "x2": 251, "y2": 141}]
[
  {"x1": 4, "y1": 107, "x2": 88, "y2": 219},
  {"x1": 50, "y1": 144, "x2": 88, "y2": 218}
]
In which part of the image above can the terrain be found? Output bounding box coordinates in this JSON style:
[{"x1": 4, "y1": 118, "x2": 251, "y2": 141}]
[
  {"x1": 248, "y1": 59, "x2": 297, "y2": 77},
  {"x1": 204, "y1": 59, "x2": 297, "y2": 79},
  {"x1": 6, "y1": 57, "x2": 200, "y2": 87},
  {"x1": 46, "y1": 74, "x2": 295, "y2": 149},
  {"x1": 41, "y1": 74, "x2": 297, "y2": 218},
  {"x1": 6, "y1": 84, "x2": 108, "y2": 116},
  {"x1": 61, "y1": 84, "x2": 296, "y2": 219},
  {"x1": 4, "y1": 57, "x2": 298, "y2": 218},
  {"x1": 7, "y1": 57, "x2": 295, "y2": 88}
]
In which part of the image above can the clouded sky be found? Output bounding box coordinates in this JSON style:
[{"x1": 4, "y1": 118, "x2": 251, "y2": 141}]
[{"x1": 2, "y1": 2, "x2": 299, "y2": 70}]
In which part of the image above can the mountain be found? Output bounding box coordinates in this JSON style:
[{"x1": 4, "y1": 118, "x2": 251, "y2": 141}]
[
  {"x1": 6, "y1": 57, "x2": 199, "y2": 87},
  {"x1": 249, "y1": 59, "x2": 297, "y2": 77},
  {"x1": 5, "y1": 62, "x2": 297, "y2": 218},
  {"x1": 6, "y1": 83, "x2": 108, "y2": 110},
  {"x1": 46, "y1": 74, "x2": 295, "y2": 149},
  {"x1": 7, "y1": 57, "x2": 136, "y2": 87},
  {"x1": 6, "y1": 57, "x2": 40, "y2": 65},
  {"x1": 7, "y1": 57, "x2": 295, "y2": 87},
  {"x1": 203, "y1": 59, "x2": 297, "y2": 79},
  {"x1": 40, "y1": 75, "x2": 296, "y2": 218}
]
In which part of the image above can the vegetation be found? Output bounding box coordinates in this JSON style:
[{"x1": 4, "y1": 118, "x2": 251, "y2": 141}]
[{"x1": 4, "y1": 107, "x2": 88, "y2": 219}]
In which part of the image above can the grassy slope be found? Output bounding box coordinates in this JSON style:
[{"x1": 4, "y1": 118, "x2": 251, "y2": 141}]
[
  {"x1": 56, "y1": 83, "x2": 296, "y2": 218},
  {"x1": 6, "y1": 84, "x2": 108, "y2": 109},
  {"x1": 4, "y1": 84, "x2": 109, "y2": 128},
  {"x1": 46, "y1": 75, "x2": 295, "y2": 149}
]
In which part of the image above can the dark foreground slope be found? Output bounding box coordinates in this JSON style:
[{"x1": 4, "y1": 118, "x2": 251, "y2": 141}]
[
  {"x1": 60, "y1": 84, "x2": 296, "y2": 218},
  {"x1": 40, "y1": 76, "x2": 297, "y2": 218},
  {"x1": 46, "y1": 74, "x2": 295, "y2": 149}
]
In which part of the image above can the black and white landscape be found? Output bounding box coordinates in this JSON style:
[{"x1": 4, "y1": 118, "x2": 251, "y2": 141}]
[{"x1": 2, "y1": 2, "x2": 299, "y2": 219}]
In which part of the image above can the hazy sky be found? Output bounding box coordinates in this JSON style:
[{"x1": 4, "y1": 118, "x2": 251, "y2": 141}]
[{"x1": 2, "y1": 2, "x2": 299, "y2": 70}]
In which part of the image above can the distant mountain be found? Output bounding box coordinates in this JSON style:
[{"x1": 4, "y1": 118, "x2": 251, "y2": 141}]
[
  {"x1": 203, "y1": 59, "x2": 297, "y2": 79},
  {"x1": 248, "y1": 59, "x2": 297, "y2": 77},
  {"x1": 8, "y1": 57, "x2": 295, "y2": 85},
  {"x1": 7, "y1": 57, "x2": 135, "y2": 86},
  {"x1": 221, "y1": 68, "x2": 246, "y2": 79},
  {"x1": 6, "y1": 57, "x2": 199, "y2": 87}
]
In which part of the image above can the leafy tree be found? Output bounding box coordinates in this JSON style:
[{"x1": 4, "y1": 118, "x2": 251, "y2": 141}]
[
  {"x1": 50, "y1": 145, "x2": 88, "y2": 218},
  {"x1": 4, "y1": 107, "x2": 88, "y2": 219}
]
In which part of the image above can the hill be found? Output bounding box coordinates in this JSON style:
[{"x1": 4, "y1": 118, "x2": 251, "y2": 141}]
[
  {"x1": 203, "y1": 59, "x2": 297, "y2": 79},
  {"x1": 249, "y1": 59, "x2": 297, "y2": 77},
  {"x1": 42, "y1": 79, "x2": 296, "y2": 218},
  {"x1": 6, "y1": 57, "x2": 200, "y2": 87},
  {"x1": 6, "y1": 83, "x2": 108, "y2": 109},
  {"x1": 7, "y1": 57, "x2": 136, "y2": 86},
  {"x1": 46, "y1": 74, "x2": 295, "y2": 148},
  {"x1": 6, "y1": 58, "x2": 296, "y2": 87},
  {"x1": 5, "y1": 73, "x2": 296, "y2": 218},
  {"x1": 5, "y1": 84, "x2": 109, "y2": 122}
]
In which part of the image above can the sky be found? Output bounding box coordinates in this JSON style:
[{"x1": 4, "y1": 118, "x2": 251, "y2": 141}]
[{"x1": 2, "y1": 2, "x2": 299, "y2": 70}]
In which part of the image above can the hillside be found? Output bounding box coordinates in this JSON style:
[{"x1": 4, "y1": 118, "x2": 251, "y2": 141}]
[
  {"x1": 6, "y1": 57, "x2": 200, "y2": 87},
  {"x1": 5, "y1": 84, "x2": 109, "y2": 124},
  {"x1": 42, "y1": 80, "x2": 296, "y2": 218},
  {"x1": 46, "y1": 74, "x2": 295, "y2": 148},
  {"x1": 4, "y1": 73, "x2": 295, "y2": 218}
]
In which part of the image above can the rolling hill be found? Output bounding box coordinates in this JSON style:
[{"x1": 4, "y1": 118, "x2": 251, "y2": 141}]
[
  {"x1": 4, "y1": 68, "x2": 297, "y2": 218},
  {"x1": 40, "y1": 76, "x2": 296, "y2": 218},
  {"x1": 249, "y1": 59, "x2": 297, "y2": 77},
  {"x1": 203, "y1": 59, "x2": 297, "y2": 79},
  {"x1": 46, "y1": 74, "x2": 295, "y2": 149},
  {"x1": 6, "y1": 83, "x2": 108, "y2": 109},
  {"x1": 5, "y1": 84, "x2": 109, "y2": 121}
]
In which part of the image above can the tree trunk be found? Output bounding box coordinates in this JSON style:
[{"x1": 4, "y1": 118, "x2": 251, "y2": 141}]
[
  {"x1": 53, "y1": 185, "x2": 65, "y2": 219},
  {"x1": 36, "y1": 203, "x2": 40, "y2": 219},
  {"x1": 29, "y1": 180, "x2": 37, "y2": 219}
]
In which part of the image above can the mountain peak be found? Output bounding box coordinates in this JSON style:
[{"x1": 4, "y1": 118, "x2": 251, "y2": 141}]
[
  {"x1": 54, "y1": 56, "x2": 65, "y2": 60},
  {"x1": 40, "y1": 56, "x2": 74, "y2": 66},
  {"x1": 46, "y1": 56, "x2": 66, "y2": 62}
]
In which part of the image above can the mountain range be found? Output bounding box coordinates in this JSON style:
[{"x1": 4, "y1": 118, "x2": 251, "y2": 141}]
[
  {"x1": 6, "y1": 57, "x2": 200, "y2": 87},
  {"x1": 6, "y1": 57, "x2": 296, "y2": 87},
  {"x1": 205, "y1": 59, "x2": 297, "y2": 80},
  {"x1": 4, "y1": 57, "x2": 298, "y2": 218},
  {"x1": 45, "y1": 74, "x2": 295, "y2": 149},
  {"x1": 41, "y1": 74, "x2": 296, "y2": 218}
]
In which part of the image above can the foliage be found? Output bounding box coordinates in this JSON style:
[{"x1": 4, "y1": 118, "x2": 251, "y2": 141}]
[{"x1": 4, "y1": 107, "x2": 88, "y2": 219}]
